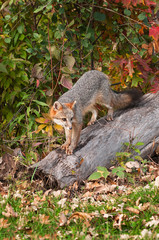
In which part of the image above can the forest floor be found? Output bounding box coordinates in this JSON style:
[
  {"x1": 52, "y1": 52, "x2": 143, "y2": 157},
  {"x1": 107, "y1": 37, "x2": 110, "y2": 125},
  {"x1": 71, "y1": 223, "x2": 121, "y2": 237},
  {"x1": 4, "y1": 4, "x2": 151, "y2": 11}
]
[{"x1": 0, "y1": 151, "x2": 159, "y2": 240}]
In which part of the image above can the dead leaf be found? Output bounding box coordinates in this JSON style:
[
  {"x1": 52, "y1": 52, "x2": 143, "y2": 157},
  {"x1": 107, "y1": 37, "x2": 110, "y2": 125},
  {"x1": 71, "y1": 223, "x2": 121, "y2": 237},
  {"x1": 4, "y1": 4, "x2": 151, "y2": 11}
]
[
  {"x1": 41, "y1": 189, "x2": 52, "y2": 201},
  {"x1": 155, "y1": 176, "x2": 159, "y2": 188},
  {"x1": 52, "y1": 190, "x2": 67, "y2": 198},
  {"x1": 0, "y1": 218, "x2": 11, "y2": 228},
  {"x1": 68, "y1": 212, "x2": 92, "y2": 227},
  {"x1": 59, "y1": 212, "x2": 67, "y2": 226},
  {"x1": 113, "y1": 214, "x2": 125, "y2": 231},
  {"x1": 125, "y1": 207, "x2": 139, "y2": 214},
  {"x1": 141, "y1": 229, "x2": 152, "y2": 239},
  {"x1": 85, "y1": 182, "x2": 101, "y2": 190},
  {"x1": 82, "y1": 191, "x2": 93, "y2": 198},
  {"x1": 136, "y1": 196, "x2": 141, "y2": 206},
  {"x1": 138, "y1": 202, "x2": 150, "y2": 211},
  {"x1": 95, "y1": 184, "x2": 117, "y2": 194},
  {"x1": 125, "y1": 59, "x2": 134, "y2": 77},
  {"x1": 39, "y1": 214, "x2": 50, "y2": 225},
  {"x1": 145, "y1": 216, "x2": 159, "y2": 228},
  {"x1": 57, "y1": 198, "x2": 67, "y2": 208},
  {"x1": 125, "y1": 161, "x2": 140, "y2": 173},
  {"x1": 2, "y1": 203, "x2": 18, "y2": 217},
  {"x1": 141, "y1": 174, "x2": 155, "y2": 182}
]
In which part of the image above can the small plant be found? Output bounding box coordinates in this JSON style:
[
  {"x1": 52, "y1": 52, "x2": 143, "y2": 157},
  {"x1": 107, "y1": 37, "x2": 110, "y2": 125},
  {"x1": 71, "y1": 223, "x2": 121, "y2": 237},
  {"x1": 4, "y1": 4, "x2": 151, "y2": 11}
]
[
  {"x1": 89, "y1": 141, "x2": 146, "y2": 183},
  {"x1": 115, "y1": 141, "x2": 144, "y2": 166},
  {"x1": 112, "y1": 166, "x2": 125, "y2": 179},
  {"x1": 88, "y1": 166, "x2": 110, "y2": 182}
]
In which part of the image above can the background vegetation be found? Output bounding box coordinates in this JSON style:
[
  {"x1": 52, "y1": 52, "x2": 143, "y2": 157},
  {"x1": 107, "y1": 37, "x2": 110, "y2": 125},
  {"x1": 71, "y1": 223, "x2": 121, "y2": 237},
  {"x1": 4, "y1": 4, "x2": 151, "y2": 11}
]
[{"x1": 0, "y1": 0, "x2": 159, "y2": 159}]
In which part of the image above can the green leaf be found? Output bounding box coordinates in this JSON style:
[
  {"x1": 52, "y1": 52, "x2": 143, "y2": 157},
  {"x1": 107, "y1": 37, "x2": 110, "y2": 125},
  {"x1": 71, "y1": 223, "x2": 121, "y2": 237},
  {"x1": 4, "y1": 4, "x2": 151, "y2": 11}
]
[
  {"x1": 112, "y1": 167, "x2": 125, "y2": 178},
  {"x1": 116, "y1": 171, "x2": 125, "y2": 178},
  {"x1": 27, "y1": 106, "x2": 30, "y2": 117},
  {"x1": 138, "y1": 12, "x2": 147, "y2": 21},
  {"x1": 34, "y1": 5, "x2": 46, "y2": 13},
  {"x1": 63, "y1": 55, "x2": 75, "y2": 70},
  {"x1": 124, "y1": 9, "x2": 131, "y2": 16},
  {"x1": 61, "y1": 67, "x2": 75, "y2": 74},
  {"x1": 94, "y1": 12, "x2": 106, "y2": 21},
  {"x1": 135, "y1": 142, "x2": 144, "y2": 146},
  {"x1": 17, "y1": 24, "x2": 24, "y2": 34},
  {"x1": 81, "y1": 39, "x2": 89, "y2": 48},
  {"x1": 134, "y1": 148, "x2": 141, "y2": 154},
  {"x1": 0, "y1": 0, "x2": 9, "y2": 11},
  {"x1": 14, "y1": 33, "x2": 19, "y2": 45},
  {"x1": 49, "y1": 46, "x2": 60, "y2": 60},
  {"x1": 33, "y1": 33, "x2": 41, "y2": 39},
  {"x1": 32, "y1": 100, "x2": 49, "y2": 107},
  {"x1": 116, "y1": 152, "x2": 131, "y2": 157},
  {"x1": 4, "y1": 38, "x2": 11, "y2": 43},
  {"x1": 67, "y1": 19, "x2": 74, "y2": 28},
  {"x1": 54, "y1": 31, "x2": 62, "y2": 39},
  {"x1": 18, "y1": 114, "x2": 25, "y2": 123},
  {"x1": 131, "y1": 76, "x2": 143, "y2": 87},
  {"x1": 0, "y1": 63, "x2": 8, "y2": 74},
  {"x1": 88, "y1": 172, "x2": 102, "y2": 180}
]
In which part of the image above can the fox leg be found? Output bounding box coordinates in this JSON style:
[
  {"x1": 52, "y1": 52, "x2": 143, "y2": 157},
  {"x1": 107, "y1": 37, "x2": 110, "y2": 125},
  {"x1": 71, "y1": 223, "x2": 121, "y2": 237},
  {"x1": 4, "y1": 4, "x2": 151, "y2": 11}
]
[
  {"x1": 66, "y1": 123, "x2": 82, "y2": 155},
  {"x1": 61, "y1": 128, "x2": 72, "y2": 151},
  {"x1": 106, "y1": 107, "x2": 114, "y2": 121},
  {"x1": 87, "y1": 107, "x2": 98, "y2": 125}
]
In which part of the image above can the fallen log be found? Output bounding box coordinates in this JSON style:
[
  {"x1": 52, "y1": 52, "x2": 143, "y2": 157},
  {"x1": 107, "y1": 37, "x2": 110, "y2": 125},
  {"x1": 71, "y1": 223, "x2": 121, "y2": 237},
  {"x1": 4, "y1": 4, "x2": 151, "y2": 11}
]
[{"x1": 31, "y1": 92, "x2": 159, "y2": 188}]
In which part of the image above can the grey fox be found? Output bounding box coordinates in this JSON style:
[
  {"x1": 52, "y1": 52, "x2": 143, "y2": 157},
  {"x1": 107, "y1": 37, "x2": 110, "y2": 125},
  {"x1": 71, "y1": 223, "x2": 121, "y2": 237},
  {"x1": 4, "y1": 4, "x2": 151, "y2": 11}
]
[{"x1": 50, "y1": 70, "x2": 142, "y2": 155}]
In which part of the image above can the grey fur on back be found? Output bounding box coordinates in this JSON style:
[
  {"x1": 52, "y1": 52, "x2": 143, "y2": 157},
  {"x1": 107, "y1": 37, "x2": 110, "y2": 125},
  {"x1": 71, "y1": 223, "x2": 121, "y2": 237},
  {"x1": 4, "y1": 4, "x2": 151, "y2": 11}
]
[
  {"x1": 59, "y1": 70, "x2": 110, "y2": 107},
  {"x1": 58, "y1": 70, "x2": 142, "y2": 123}
]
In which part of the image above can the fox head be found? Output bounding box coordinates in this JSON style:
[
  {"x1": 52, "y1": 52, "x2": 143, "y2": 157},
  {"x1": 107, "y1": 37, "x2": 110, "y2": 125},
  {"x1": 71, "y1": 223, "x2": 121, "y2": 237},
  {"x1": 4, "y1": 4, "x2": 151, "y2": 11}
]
[{"x1": 50, "y1": 101, "x2": 76, "y2": 130}]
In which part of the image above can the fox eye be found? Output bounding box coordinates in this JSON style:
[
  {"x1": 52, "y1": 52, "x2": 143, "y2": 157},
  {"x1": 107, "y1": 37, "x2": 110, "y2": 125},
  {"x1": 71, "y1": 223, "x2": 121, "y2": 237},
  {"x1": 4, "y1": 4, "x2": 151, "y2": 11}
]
[
  {"x1": 71, "y1": 117, "x2": 73, "y2": 121},
  {"x1": 62, "y1": 118, "x2": 66, "y2": 121}
]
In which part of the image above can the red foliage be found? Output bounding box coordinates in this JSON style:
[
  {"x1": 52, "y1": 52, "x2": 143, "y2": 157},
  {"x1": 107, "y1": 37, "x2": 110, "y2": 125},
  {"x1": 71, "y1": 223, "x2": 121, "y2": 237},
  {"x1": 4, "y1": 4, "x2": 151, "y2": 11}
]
[
  {"x1": 150, "y1": 79, "x2": 159, "y2": 93},
  {"x1": 111, "y1": 0, "x2": 156, "y2": 10},
  {"x1": 149, "y1": 26, "x2": 159, "y2": 41}
]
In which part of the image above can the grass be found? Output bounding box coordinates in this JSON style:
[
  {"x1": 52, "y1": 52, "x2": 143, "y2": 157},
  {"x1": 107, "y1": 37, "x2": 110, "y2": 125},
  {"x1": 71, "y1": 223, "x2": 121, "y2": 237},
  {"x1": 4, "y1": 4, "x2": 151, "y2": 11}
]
[{"x1": 0, "y1": 178, "x2": 159, "y2": 239}]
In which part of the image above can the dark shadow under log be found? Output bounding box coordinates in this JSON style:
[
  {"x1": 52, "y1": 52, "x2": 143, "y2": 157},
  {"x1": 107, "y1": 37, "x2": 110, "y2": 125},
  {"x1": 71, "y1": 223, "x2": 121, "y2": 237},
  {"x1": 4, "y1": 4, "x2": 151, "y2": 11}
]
[{"x1": 31, "y1": 92, "x2": 159, "y2": 188}]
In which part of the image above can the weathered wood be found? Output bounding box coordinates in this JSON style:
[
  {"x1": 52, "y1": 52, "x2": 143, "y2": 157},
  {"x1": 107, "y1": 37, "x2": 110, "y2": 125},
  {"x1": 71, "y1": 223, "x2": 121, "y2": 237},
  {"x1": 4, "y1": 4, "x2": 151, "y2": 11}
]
[{"x1": 31, "y1": 92, "x2": 159, "y2": 188}]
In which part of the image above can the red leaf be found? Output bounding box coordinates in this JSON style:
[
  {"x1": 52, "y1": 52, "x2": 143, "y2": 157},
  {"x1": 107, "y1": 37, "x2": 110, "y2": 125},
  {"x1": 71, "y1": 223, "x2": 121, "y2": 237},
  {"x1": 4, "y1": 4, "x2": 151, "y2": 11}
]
[
  {"x1": 150, "y1": 80, "x2": 159, "y2": 93},
  {"x1": 149, "y1": 26, "x2": 159, "y2": 41},
  {"x1": 134, "y1": 54, "x2": 152, "y2": 72},
  {"x1": 60, "y1": 74, "x2": 73, "y2": 89},
  {"x1": 36, "y1": 79, "x2": 40, "y2": 88}
]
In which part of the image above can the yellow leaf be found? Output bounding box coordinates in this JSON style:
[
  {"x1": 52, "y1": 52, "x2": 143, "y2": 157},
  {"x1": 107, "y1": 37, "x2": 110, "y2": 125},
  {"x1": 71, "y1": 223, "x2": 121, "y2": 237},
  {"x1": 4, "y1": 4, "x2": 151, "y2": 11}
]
[
  {"x1": 35, "y1": 117, "x2": 48, "y2": 123},
  {"x1": 35, "y1": 124, "x2": 46, "y2": 133},
  {"x1": 45, "y1": 125, "x2": 53, "y2": 136},
  {"x1": 54, "y1": 124, "x2": 63, "y2": 133},
  {"x1": 42, "y1": 112, "x2": 52, "y2": 120}
]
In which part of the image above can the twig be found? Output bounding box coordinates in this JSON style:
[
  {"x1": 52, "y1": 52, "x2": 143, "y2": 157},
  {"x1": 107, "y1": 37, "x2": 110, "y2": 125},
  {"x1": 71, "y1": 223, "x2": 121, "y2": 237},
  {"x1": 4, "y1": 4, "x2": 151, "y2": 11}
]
[
  {"x1": 48, "y1": 20, "x2": 54, "y2": 89},
  {"x1": 121, "y1": 32, "x2": 139, "y2": 50}
]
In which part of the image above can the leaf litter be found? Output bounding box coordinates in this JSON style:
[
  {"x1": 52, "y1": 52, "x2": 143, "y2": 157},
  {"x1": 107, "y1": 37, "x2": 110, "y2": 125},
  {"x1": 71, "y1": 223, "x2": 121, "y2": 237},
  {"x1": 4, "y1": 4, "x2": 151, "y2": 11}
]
[{"x1": 0, "y1": 156, "x2": 159, "y2": 239}]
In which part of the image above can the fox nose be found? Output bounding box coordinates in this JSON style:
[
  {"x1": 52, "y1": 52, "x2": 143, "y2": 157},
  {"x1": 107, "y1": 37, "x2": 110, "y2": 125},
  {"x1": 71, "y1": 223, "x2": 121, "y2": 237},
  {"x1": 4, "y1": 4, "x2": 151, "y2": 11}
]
[{"x1": 69, "y1": 127, "x2": 72, "y2": 130}]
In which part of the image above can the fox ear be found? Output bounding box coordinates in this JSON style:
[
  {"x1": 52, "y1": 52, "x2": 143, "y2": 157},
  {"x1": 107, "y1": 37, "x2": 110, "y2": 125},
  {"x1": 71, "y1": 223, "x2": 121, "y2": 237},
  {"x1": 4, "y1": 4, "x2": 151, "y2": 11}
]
[
  {"x1": 53, "y1": 101, "x2": 62, "y2": 110},
  {"x1": 65, "y1": 101, "x2": 76, "y2": 109}
]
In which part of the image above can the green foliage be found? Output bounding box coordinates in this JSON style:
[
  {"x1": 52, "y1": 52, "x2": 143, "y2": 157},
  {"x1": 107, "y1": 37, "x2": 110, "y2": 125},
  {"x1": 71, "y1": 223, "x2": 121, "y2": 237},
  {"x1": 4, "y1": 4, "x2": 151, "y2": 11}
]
[
  {"x1": 88, "y1": 166, "x2": 110, "y2": 181},
  {"x1": 112, "y1": 166, "x2": 125, "y2": 179},
  {"x1": 89, "y1": 141, "x2": 145, "y2": 182},
  {"x1": 0, "y1": 0, "x2": 158, "y2": 156}
]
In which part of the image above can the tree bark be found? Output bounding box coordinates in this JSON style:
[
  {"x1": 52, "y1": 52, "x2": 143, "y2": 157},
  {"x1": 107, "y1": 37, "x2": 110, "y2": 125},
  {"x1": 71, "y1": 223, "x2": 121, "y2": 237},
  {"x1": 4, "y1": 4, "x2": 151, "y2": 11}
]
[{"x1": 31, "y1": 92, "x2": 159, "y2": 188}]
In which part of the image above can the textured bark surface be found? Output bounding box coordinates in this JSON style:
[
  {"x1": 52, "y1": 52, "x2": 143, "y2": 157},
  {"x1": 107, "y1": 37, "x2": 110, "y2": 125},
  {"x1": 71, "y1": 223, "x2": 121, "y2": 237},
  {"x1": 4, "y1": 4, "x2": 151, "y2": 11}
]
[{"x1": 31, "y1": 92, "x2": 159, "y2": 188}]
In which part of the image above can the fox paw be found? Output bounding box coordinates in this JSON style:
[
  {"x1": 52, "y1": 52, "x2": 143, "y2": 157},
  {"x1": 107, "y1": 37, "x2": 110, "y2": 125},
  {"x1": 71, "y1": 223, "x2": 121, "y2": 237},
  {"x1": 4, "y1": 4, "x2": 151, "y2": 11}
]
[
  {"x1": 87, "y1": 120, "x2": 95, "y2": 126},
  {"x1": 106, "y1": 115, "x2": 113, "y2": 121},
  {"x1": 61, "y1": 142, "x2": 70, "y2": 150},
  {"x1": 65, "y1": 147, "x2": 74, "y2": 155}
]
